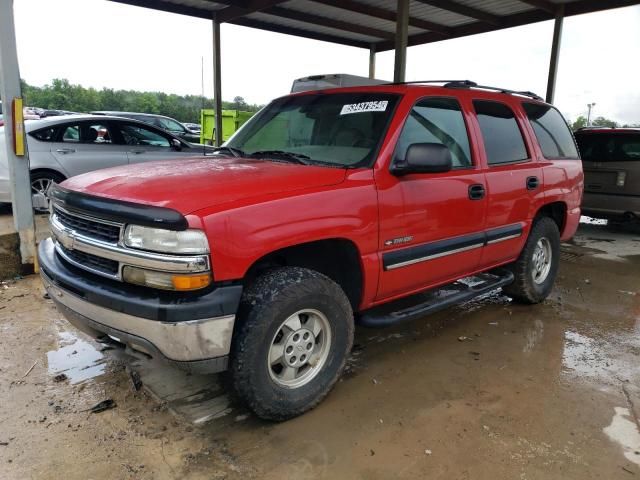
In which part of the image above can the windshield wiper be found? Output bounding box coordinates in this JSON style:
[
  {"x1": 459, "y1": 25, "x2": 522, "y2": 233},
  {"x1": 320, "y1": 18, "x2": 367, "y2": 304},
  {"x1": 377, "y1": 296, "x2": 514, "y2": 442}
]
[
  {"x1": 248, "y1": 150, "x2": 312, "y2": 165},
  {"x1": 210, "y1": 146, "x2": 245, "y2": 157}
]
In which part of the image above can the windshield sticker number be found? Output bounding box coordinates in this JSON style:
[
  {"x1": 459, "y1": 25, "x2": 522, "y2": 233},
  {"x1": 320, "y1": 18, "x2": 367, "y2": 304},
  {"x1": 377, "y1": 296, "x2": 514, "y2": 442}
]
[{"x1": 340, "y1": 100, "x2": 388, "y2": 115}]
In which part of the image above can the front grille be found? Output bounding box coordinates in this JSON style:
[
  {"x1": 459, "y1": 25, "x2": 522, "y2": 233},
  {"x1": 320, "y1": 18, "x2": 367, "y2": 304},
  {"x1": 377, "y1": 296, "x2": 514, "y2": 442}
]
[
  {"x1": 54, "y1": 207, "x2": 121, "y2": 243},
  {"x1": 58, "y1": 245, "x2": 119, "y2": 276}
]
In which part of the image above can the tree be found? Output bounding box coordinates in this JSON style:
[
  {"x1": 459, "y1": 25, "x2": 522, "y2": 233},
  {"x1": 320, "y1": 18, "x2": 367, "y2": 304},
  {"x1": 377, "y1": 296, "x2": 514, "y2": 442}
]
[
  {"x1": 19, "y1": 78, "x2": 263, "y2": 123},
  {"x1": 233, "y1": 96, "x2": 247, "y2": 110},
  {"x1": 571, "y1": 116, "x2": 587, "y2": 131},
  {"x1": 591, "y1": 116, "x2": 618, "y2": 128}
]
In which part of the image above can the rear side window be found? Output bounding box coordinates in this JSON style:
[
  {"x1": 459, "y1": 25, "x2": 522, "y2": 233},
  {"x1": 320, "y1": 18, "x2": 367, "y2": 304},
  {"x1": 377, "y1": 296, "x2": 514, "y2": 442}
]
[
  {"x1": 473, "y1": 100, "x2": 528, "y2": 165},
  {"x1": 523, "y1": 103, "x2": 578, "y2": 159},
  {"x1": 395, "y1": 97, "x2": 472, "y2": 168},
  {"x1": 576, "y1": 133, "x2": 640, "y2": 162}
]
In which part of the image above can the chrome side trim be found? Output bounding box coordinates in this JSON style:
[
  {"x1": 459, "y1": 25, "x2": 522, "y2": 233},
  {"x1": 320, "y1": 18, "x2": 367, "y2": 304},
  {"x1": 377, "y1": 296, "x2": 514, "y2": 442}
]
[
  {"x1": 50, "y1": 215, "x2": 210, "y2": 277},
  {"x1": 41, "y1": 270, "x2": 235, "y2": 361},
  {"x1": 486, "y1": 233, "x2": 522, "y2": 245},
  {"x1": 385, "y1": 243, "x2": 484, "y2": 270}
]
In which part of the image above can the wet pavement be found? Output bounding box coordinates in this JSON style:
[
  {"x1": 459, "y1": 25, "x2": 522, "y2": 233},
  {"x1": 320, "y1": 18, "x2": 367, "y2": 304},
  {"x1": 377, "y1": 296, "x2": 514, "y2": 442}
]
[{"x1": 0, "y1": 220, "x2": 639, "y2": 479}]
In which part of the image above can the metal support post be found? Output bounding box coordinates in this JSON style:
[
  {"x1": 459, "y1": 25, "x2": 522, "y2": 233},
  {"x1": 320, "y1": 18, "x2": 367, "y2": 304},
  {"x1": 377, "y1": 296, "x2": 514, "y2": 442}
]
[{"x1": 0, "y1": 0, "x2": 36, "y2": 270}]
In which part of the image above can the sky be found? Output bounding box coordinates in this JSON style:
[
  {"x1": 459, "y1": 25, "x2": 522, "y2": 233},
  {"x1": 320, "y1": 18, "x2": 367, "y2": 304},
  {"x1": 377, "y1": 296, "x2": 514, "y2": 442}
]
[{"x1": 12, "y1": 0, "x2": 640, "y2": 125}]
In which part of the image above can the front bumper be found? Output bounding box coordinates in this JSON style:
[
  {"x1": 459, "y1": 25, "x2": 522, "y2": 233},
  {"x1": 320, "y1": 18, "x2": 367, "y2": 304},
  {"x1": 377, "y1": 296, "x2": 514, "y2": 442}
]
[{"x1": 39, "y1": 238, "x2": 242, "y2": 373}]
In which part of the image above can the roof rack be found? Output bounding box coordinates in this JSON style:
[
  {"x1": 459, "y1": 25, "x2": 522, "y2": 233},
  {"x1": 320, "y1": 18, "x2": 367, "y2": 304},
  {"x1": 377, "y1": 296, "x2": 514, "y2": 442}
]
[{"x1": 388, "y1": 79, "x2": 544, "y2": 101}]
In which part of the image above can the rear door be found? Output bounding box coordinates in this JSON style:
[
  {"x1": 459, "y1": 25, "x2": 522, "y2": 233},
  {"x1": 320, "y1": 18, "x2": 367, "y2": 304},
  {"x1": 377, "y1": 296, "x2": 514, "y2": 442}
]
[
  {"x1": 577, "y1": 132, "x2": 640, "y2": 197},
  {"x1": 471, "y1": 99, "x2": 543, "y2": 267},
  {"x1": 376, "y1": 96, "x2": 487, "y2": 300},
  {"x1": 49, "y1": 121, "x2": 129, "y2": 177}
]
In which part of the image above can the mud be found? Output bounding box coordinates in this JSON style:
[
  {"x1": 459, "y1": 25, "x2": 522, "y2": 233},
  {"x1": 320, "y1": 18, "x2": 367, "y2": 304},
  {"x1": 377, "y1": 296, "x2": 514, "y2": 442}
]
[{"x1": 1, "y1": 220, "x2": 639, "y2": 479}]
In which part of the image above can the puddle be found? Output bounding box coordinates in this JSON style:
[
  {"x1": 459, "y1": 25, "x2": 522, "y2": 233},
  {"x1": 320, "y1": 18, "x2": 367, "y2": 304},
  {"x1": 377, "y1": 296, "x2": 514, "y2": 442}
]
[
  {"x1": 562, "y1": 331, "x2": 607, "y2": 379},
  {"x1": 603, "y1": 407, "x2": 640, "y2": 465},
  {"x1": 47, "y1": 331, "x2": 107, "y2": 384}
]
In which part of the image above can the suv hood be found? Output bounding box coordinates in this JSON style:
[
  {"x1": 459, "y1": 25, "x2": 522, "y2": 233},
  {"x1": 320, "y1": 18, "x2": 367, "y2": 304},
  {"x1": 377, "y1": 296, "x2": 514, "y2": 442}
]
[{"x1": 61, "y1": 157, "x2": 348, "y2": 214}]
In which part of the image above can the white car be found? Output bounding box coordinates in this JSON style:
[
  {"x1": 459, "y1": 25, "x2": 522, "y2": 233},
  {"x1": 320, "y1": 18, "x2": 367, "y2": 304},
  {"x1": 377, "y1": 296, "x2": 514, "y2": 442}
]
[{"x1": 0, "y1": 114, "x2": 213, "y2": 210}]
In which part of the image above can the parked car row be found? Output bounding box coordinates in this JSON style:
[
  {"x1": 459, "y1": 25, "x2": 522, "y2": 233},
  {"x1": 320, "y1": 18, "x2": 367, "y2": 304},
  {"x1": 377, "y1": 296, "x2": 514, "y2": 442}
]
[{"x1": 0, "y1": 114, "x2": 214, "y2": 211}]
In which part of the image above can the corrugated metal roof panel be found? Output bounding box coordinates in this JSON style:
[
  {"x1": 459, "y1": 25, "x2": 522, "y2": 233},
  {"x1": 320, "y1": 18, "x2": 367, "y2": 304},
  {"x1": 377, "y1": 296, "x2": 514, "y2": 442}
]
[
  {"x1": 460, "y1": 0, "x2": 533, "y2": 16},
  {"x1": 166, "y1": 0, "x2": 226, "y2": 11},
  {"x1": 247, "y1": 11, "x2": 381, "y2": 43},
  {"x1": 281, "y1": 0, "x2": 434, "y2": 35}
]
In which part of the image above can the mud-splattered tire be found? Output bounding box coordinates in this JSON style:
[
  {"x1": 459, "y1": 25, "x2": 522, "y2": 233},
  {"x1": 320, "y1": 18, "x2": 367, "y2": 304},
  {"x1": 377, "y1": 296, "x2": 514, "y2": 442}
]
[
  {"x1": 230, "y1": 267, "x2": 354, "y2": 421},
  {"x1": 503, "y1": 217, "x2": 560, "y2": 304}
]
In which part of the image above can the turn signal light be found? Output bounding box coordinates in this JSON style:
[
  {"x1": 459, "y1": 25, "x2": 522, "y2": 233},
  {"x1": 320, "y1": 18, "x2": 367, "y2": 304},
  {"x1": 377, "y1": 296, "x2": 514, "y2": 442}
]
[
  {"x1": 123, "y1": 266, "x2": 211, "y2": 291},
  {"x1": 171, "y1": 273, "x2": 211, "y2": 291}
]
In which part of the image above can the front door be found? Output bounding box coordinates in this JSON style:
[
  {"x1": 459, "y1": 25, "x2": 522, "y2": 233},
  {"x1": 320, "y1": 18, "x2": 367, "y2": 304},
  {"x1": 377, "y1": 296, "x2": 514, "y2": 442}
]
[{"x1": 376, "y1": 96, "x2": 487, "y2": 301}]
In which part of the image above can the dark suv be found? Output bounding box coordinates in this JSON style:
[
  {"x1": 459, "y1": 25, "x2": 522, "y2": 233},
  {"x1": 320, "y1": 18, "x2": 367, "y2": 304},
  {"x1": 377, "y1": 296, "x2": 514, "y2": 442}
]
[
  {"x1": 91, "y1": 111, "x2": 200, "y2": 144},
  {"x1": 575, "y1": 127, "x2": 640, "y2": 221}
]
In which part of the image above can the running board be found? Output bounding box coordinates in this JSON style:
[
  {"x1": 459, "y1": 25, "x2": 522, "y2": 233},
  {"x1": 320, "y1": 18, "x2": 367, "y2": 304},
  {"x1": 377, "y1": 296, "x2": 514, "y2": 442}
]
[{"x1": 358, "y1": 270, "x2": 514, "y2": 328}]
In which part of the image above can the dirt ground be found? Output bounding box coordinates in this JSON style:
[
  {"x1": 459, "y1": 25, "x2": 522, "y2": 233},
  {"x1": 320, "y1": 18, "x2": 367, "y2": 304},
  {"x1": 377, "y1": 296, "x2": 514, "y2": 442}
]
[{"x1": 1, "y1": 220, "x2": 639, "y2": 480}]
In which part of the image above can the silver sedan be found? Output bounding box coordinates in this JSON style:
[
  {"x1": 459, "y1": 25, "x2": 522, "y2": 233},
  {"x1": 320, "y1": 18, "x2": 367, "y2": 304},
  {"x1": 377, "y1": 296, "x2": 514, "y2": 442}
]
[{"x1": 0, "y1": 114, "x2": 212, "y2": 210}]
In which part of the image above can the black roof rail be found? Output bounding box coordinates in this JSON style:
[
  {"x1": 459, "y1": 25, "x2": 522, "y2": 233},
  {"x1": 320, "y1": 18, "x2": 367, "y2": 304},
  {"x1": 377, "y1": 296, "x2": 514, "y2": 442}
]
[{"x1": 386, "y1": 79, "x2": 544, "y2": 101}]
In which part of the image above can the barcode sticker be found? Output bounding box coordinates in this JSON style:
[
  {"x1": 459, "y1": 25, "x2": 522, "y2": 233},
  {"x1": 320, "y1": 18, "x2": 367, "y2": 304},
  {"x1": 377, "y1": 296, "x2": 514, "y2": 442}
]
[{"x1": 340, "y1": 100, "x2": 389, "y2": 115}]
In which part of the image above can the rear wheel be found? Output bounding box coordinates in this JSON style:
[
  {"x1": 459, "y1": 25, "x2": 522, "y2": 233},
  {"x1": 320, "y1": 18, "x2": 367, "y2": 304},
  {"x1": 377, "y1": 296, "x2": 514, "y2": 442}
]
[
  {"x1": 230, "y1": 267, "x2": 354, "y2": 421},
  {"x1": 503, "y1": 217, "x2": 560, "y2": 304},
  {"x1": 31, "y1": 171, "x2": 65, "y2": 213}
]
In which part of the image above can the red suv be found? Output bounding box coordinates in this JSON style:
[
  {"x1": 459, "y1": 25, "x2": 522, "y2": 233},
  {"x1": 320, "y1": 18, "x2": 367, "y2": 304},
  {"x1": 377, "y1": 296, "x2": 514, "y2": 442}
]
[{"x1": 39, "y1": 81, "x2": 583, "y2": 420}]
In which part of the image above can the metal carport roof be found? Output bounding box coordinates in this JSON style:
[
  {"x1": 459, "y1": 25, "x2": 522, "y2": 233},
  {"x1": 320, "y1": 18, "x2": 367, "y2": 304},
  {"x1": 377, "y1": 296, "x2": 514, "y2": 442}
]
[{"x1": 110, "y1": 0, "x2": 640, "y2": 51}]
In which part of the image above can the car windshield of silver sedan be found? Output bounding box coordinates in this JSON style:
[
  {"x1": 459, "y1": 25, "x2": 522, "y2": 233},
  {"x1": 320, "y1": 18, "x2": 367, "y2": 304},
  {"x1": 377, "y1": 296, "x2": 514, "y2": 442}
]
[{"x1": 224, "y1": 92, "x2": 400, "y2": 168}]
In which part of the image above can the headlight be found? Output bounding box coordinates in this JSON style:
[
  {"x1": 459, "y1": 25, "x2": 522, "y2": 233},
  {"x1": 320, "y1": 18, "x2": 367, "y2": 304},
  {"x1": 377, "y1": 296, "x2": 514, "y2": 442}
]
[
  {"x1": 123, "y1": 266, "x2": 211, "y2": 291},
  {"x1": 124, "y1": 225, "x2": 209, "y2": 254}
]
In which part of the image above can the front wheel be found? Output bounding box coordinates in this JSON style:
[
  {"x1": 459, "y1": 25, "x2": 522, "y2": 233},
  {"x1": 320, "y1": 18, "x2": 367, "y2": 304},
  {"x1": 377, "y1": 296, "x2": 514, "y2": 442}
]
[
  {"x1": 503, "y1": 217, "x2": 560, "y2": 304},
  {"x1": 230, "y1": 267, "x2": 354, "y2": 421}
]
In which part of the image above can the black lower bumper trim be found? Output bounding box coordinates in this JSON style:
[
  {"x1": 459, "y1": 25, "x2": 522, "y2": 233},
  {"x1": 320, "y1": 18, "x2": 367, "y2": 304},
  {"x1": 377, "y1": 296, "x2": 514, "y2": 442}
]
[{"x1": 38, "y1": 238, "x2": 242, "y2": 323}]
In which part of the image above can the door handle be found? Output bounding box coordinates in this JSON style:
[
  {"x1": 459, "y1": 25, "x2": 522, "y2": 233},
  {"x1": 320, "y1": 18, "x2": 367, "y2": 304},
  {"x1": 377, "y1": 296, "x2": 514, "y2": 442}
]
[
  {"x1": 55, "y1": 148, "x2": 75, "y2": 154},
  {"x1": 526, "y1": 176, "x2": 540, "y2": 190},
  {"x1": 468, "y1": 184, "x2": 485, "y2": 200},
  {"x1": 129, "y1": 150, "x2": 145, "y2": 155}
]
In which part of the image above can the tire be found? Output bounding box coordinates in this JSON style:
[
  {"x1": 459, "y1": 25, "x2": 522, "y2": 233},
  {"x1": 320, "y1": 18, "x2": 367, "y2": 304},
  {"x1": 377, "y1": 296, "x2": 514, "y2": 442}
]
[
  {"x1": 230, "y1": 267, "x2": 354, "y2": 421},
  {"x1": 31, "y1": 171, "x2": 65, "y2": 213},
  {"x1": 503, "y1": 217, "x2": 560, "y2": 304}
]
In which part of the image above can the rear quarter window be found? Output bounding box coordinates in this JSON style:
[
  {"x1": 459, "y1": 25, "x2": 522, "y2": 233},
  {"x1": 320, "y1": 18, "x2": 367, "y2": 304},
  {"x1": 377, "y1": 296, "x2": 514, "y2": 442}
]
[
  {"x1": 523, "y1": 103, "x2": 578, "y2": 159},
  {"x1": 30, "y1": 127, "x2": 57, "y2": 142}
]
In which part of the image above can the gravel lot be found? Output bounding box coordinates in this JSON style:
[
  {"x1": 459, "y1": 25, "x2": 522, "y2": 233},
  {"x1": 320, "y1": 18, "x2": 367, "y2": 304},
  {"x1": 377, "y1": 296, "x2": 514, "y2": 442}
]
[{"x1": 1, "y1": 220, "x2": 639, "y2": 479}]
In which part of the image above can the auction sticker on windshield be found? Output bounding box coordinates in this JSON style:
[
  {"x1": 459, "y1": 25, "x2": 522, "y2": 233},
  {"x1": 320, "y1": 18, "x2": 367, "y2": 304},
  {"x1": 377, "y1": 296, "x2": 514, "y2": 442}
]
[{"x1": 340, "y1": 100, "x2": 389, "y2": 115}]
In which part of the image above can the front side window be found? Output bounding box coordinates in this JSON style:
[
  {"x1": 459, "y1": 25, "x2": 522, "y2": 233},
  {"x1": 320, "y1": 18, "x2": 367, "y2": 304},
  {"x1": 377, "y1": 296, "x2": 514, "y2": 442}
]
[
  {"x1": 394, "y1": 97, "x2": 472, "y2": 168},
  {"x1": 226, "y1": 93, "x2": 399, "y2": 168},
  {"x1": 474, "y1": 100, "x2": 528, "y2": 165},
  {"x1": 523, "y1": 103, "x2": 578, "y2": 159},
  {"x1": 576, "y1": 133, "x2": 640, "y2": 162},
  {"x1": 118, "y1": 123, "x2": 170, "y2": 147}
]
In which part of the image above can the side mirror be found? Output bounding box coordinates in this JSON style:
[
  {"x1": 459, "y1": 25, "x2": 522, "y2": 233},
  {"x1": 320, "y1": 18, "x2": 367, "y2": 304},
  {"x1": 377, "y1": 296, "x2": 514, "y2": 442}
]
[
  {"x1": 392, "y1": 143, "x2": 452, "y2": 176},
  {"x1": 170, "y1": 138, "x2": 183, "y2": 151}
]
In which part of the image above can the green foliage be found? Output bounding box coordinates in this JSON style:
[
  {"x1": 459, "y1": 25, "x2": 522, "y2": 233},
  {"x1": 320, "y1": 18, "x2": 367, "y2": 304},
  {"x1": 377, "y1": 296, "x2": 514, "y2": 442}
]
[
  {"x1": 591, "y1": 116, "x2": 618, "y2": 128},
  {"x1": 20, "y1": 78, "x2": 263, "y2": 123},
  {"x1": 571, "y1": 115, "x2": 587, "y2": 131}
]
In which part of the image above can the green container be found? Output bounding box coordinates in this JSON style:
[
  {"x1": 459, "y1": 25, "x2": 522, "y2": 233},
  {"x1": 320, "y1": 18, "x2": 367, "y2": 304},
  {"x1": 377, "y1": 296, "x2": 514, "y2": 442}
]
[{"x1": 200, "y1": 109, "x2": 255, "y2": 145}]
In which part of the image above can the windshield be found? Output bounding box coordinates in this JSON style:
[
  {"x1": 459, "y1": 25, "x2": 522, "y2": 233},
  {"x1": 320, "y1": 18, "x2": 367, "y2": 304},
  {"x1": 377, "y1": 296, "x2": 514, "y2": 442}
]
[{"x1": 225, "y1": 92, "x2": 399, "y2": 168}]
